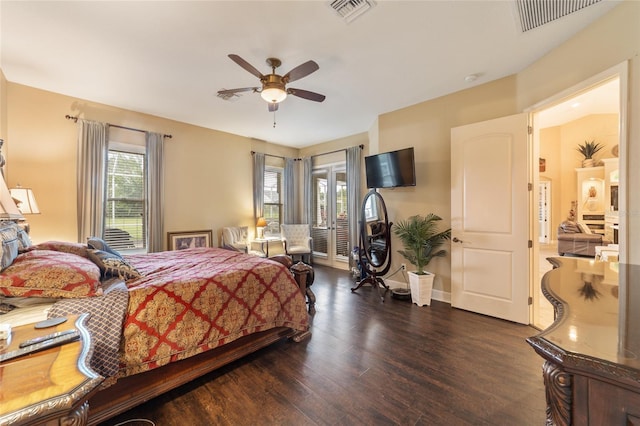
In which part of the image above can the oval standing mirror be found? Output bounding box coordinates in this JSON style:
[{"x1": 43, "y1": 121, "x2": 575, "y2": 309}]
[
  {"x1": 352, "y1": 190, "x2": 392, "y2": 299},
  {"x1": 361, "y1": 190, "x2": 390, "y2": 268}
]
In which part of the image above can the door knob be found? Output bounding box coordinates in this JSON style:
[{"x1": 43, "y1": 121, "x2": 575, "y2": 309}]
[{"x1": 452, "y1": 237, "x2": 463, "y2": 243}]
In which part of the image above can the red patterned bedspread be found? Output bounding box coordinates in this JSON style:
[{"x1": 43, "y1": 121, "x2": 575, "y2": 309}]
[{"x1": 119, "y1": 247, "x2": 308, "y2": 377}]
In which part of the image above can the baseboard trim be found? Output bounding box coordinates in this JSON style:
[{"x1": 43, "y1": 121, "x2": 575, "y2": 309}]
[{"x1": 386, "y1": 278, "x2": 451, "y2": 305}]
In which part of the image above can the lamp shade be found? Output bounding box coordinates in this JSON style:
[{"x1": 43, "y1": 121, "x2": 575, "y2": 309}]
[
  {"x1": 260, "y1": 87, "x2": 287, "y2": 103},
  {"x1": 256, "y1": 217, "x2": 267, "y2": 228},
  {"x1": 0, "y1": 175, "x2": 24, "y2": 220},
  {"x1": 9, "y1": 187, "x2": 40, "y2": 214}
]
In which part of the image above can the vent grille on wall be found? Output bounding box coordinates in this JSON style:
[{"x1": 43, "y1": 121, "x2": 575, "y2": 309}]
[
  {"x1": 329, "y1": 0, "x2": 376, "y2": 23},
  {"x1": 514, "y1": 0, "x2": 602, "y2": 32}
]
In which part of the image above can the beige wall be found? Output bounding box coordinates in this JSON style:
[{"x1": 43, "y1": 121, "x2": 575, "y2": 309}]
[
  {"x1": 539, "y1": 127, "x2": 562, "y2": 234},
  {"x1": 4, "y1": 83, "x2": 297, "y2": 246},
  {"x1": 0, "y1": 69, "x2": 6, "y2": 149},
  {"x1": 373, "y1": 76, "x2": 519, "y2": 293},
  {"x1": 300, "y1": 132, "x2": 369, "y2": 162},
  {"x1": 333, "y1": 0, "x2": 639, "y2": 292},
  {"x1": 2, "y1": 0, "x2": 639, "y2": 293},
  {"x1": 517, "y1": 0, "x2": 640, "y2": 263}
]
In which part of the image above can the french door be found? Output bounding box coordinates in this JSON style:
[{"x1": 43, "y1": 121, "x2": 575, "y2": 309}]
[{"x1": 311, "y1": 165, "x2": 350, "y2": 269}]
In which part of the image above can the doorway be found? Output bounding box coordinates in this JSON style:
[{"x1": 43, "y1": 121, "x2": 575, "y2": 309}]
[
  {"x1": 311, "y1": 164, "x2": 350, "y2": 269},
  {"x1": 530, "y1": 64, "x2": 626, "y2": 330},
  {"x1": 450, "y1": 64, "x2": 627, "y2": 327},
  {"x1": 538, "y1": 180, "x2": 551, "y2": 244}
]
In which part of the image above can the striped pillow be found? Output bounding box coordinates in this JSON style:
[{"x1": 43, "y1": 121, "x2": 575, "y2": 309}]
[
  {"x1": 0, "y1": 222, "x2": 19, "y2": 271},
  {"x1": 87, "y1": 249, "x2": 141, "y2": 280}
]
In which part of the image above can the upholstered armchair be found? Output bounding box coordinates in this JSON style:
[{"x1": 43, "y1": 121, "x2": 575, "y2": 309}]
[
  {"x1": 280, "y1": 224, "x2": 313, "y2": 264},
  {"x1": 221, "y1": 226, "x2": 249, "y2": 253}
]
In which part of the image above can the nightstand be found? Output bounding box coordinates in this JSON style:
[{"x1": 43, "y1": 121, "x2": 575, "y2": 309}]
[
  {"x1": 250, "y1": 237, "x2": 281, "y2": 258},
  {"x1": 0, "y1": 313, "x2": 103, "y2": 425}
]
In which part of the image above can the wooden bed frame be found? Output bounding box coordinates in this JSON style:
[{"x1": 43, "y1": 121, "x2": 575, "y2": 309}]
[
  {"x1": 88, "y1": 327, "x2": 305, "y2": 424},
  {"x1": 87, "y1": 256, "x2": 313, "y2": 425}
]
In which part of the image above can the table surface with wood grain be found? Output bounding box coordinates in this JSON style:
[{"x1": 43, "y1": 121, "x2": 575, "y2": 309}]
[
  {"x1": 527, "y1": 259, "x2": 640, "y2": 425},
  {"x1": 0, "y1": 313, "x2": 103, "y2": 425}
]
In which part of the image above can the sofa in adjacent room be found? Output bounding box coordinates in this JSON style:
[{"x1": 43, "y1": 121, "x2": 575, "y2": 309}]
[{"x1": 557, "y1": 221, "x2": 611, "y2": 257}]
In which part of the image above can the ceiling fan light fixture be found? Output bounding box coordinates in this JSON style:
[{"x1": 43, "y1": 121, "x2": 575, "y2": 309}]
[
  {"x1": 261, "y1": 86, "x2": 287, "y2": 103},
  {"x1": 223, "y1": 54, "x2": 324, "y2": 107}
]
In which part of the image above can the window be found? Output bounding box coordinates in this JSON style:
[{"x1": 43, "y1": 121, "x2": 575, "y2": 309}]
[
  {"x1": 263, "y1": 167, "x2": 282, "y2": 236},
  {"x1": 105, "y1": 145, "x2": 146, "y2": 251}
]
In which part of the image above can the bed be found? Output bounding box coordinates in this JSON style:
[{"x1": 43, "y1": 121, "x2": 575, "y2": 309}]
[{"x1": 0, "y1": 227, "x2": 310, "y2": 424}]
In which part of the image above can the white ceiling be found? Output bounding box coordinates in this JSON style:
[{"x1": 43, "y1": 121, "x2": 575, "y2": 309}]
[
  {"x1": 536, "y1": 78, "x2": 619, "y2": 128},
  {"x1": 0, "y1": 1, "x2": 621, "y2": 148}
]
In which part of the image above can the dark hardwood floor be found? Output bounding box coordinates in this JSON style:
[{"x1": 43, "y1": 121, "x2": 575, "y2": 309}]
[{"x1": 101, "y1": 266, "x2": 547, "y2": 426}]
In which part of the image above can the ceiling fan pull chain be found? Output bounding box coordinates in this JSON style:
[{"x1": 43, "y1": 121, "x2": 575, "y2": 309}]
[{"x1": 273, "y1": 111, "x2": 277, "y2": 128}]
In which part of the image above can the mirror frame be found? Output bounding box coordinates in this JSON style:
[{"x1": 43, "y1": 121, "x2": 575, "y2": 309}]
[{"x1": 359, "y1": 190, "x2": 391, "y2": 270}]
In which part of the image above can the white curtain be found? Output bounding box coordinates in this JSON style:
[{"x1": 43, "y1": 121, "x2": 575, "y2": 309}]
[
  {"x1": 346, "y1": 146, "x2": 362, "y2": 258},
  {"x1": 252, "y1": 152, "x2": 265, "y2": 227},
  {"x1": 302, "y1": 157, "x2": 313, "y2": 230},
  {"x1": 146, "y1": 132, "x2": 164, "y2": 252},
  {"x1": 283, "y1": 157, "x2": 296, "y2": 224},
  {"x1": 77, "y1": 119, "x2": 108, "y2": 243}
]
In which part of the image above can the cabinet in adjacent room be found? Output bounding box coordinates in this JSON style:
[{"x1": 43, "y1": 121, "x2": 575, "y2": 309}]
[{"x1": 575, "y1": 166, "x2": 605, "y2": 234}]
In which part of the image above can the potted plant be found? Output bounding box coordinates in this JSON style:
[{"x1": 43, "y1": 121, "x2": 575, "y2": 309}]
[
  {"x1": 577, "y1": 140, "x2": 604, "y2": 167},
  {"x1": 393, "y1": 214, "x2": 451, "y2": 306}
]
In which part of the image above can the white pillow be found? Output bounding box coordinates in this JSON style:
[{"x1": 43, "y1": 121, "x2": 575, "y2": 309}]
[{"x1": 577, "y1": 222, "x2": 593, "y2": 234}]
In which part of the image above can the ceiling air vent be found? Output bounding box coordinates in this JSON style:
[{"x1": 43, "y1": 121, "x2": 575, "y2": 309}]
[
  {"x1": 514, "y1": 0, "x2": 602, "y2": 32},
  {"x1": 329, "y1": 0, "x2": 376, "y2": 24}
]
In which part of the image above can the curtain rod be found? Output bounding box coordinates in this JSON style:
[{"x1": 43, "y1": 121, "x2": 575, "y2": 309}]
[
  {"x1": 251, "y1": 151, "x2": 301, "y2": 161},
  {"x1": 65, "y1": 115, "x2": 173, "y2": 139},
  {"x1": 310, "y1": 144, "x2": 364, "y2": 159}
]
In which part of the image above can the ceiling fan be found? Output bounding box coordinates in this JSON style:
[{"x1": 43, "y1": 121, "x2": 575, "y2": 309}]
[{"x1": 217, "y1": 54, "x2": 326, "y2": 112}]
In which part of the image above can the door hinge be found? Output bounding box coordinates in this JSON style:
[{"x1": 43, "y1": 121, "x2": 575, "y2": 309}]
[
  {"x1": 528, "y1": 125, "x2": 533, "y2": 135},
  {"x1": 528, "y1": 240, "x2": 533, "y2": 248},
  {"x1": 528, "y1": 183, "x2": 533, "y2": 191},
  {"x1": 528, "y1": 296, "x2": 533, "y2": 305}
]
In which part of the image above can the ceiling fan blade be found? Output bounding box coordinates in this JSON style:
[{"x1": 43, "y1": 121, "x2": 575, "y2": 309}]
[
  {"x1": 287, "y1": 88, "x2": 326, "y2": 102},
  {"x1": 283, "y1": 60, "x2": 319, "y2": 83},
  {"x1": 268, "y1": 102, "x2": 279, "y2": 112},
  {"x1": 217, "y1": 87, "x2": 258, "y2": 95},
  {"x1": 228, "y1": 54, "x2": 264, "y2": 79}
]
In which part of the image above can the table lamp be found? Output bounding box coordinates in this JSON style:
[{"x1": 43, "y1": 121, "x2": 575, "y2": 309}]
[{"x1": 256, "y1": 217, "x2": 267, "y2": 239}]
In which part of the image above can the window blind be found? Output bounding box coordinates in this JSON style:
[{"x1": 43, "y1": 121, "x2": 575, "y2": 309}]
[
  {"x1": 263, "y1": 168, "x2": 282, "y2": 235},
  {"x1": 105, "y1": 150, "x2": 146, "y2": 250}
]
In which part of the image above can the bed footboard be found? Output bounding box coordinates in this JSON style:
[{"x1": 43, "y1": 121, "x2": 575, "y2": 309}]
[{"x1": 87, "y1": 327, "x2": 298, "y2": 425}]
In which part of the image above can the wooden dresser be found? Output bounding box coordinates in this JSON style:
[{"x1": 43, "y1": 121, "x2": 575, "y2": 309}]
[
  {"x1": 0, "y1": 314, "x2": 103, "y2": 425},
  {"x1": 527, "y1": 258, "x2": 640, "y2": 425}
]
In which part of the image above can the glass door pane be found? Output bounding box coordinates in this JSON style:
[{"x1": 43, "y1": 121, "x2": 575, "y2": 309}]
[
  {"x1": 312, "y1": 171, "x2": 328, "y2": 258},
  {"x1": 312, "y1": 167, "x2": 349, "y2": 267},
  {"x1": 335, "y1": 171, "x2": 349, "y2": 259}
]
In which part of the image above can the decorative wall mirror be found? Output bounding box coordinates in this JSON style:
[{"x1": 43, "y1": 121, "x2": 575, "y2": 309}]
[{"x1": 351, "y1": 189, "x2": 392, "y2": 300}]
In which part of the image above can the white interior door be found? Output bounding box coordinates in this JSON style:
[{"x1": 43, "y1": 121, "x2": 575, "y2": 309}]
[{"x1": 450, "y1": 113, "x2": 531, "y2": 324}]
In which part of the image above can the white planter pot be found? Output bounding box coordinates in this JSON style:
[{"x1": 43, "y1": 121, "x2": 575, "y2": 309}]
[{"x1": 408, "y1": 271, "x2": 434, "y2": 307}]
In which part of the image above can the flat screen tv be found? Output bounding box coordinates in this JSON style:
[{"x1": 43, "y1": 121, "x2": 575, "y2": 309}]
[{"x1": 365, "y1": 147, "x2": 416, "y2": 189}]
